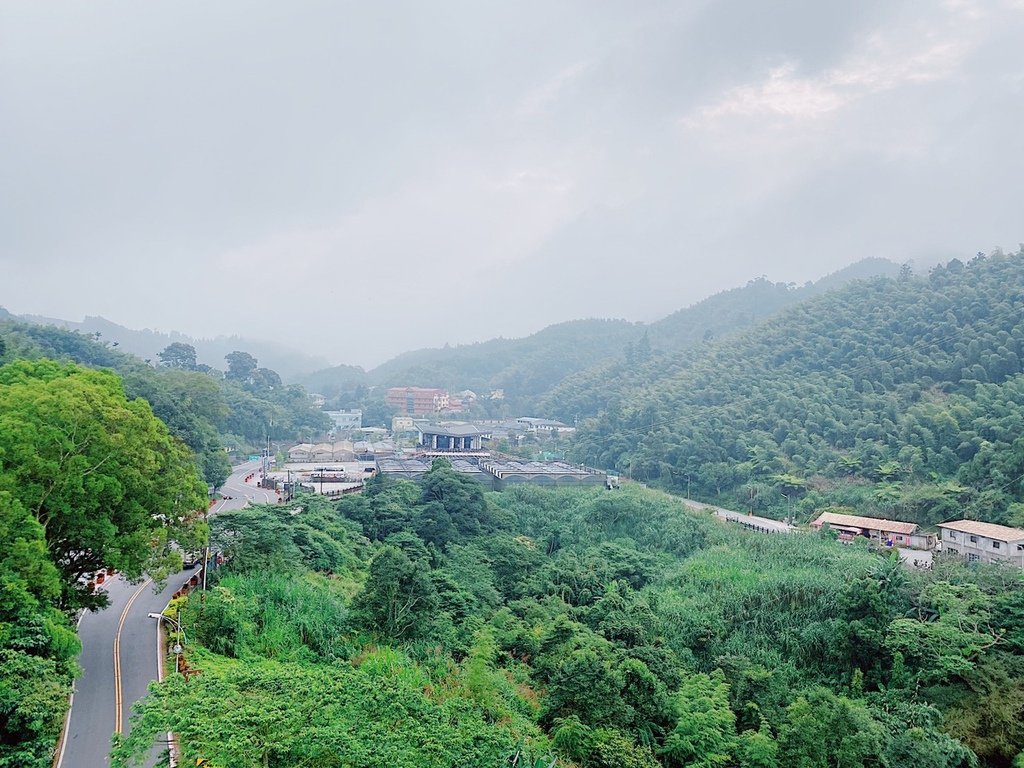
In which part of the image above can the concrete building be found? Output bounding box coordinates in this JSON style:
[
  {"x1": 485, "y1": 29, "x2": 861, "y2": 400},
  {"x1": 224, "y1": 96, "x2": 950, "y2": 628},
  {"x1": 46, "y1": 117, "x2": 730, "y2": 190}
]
[
  {"x1": 417, "y1": 423, "x2": 482, "y2": 451},
  {"x1": 514, "y1": 417, "x2": 575, "y2": 434},
  {"x1": 811, "y1": 512, "x2": 935, "y2": 549},
  {"x1": 386, "y1": 387, "x2": 450, "y2": 415},
  {"x1": 938, "y1": 519, "x2": 1024, "y2": 566},
  {"x1": 325, "y1": 409, "x2": 362, "y2": 432},
  {"x1": 392, "y1": 416, "x2": 416, "y2": 433}
]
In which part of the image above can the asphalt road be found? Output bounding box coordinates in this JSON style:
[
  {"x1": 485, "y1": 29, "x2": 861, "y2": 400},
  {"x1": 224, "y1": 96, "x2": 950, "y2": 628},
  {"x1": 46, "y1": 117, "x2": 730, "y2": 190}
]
[
  {"x1": 57, "y1": 459, "x2": 268, "y2": 768},
  {"x1": 679, "y1": 497, "x2": 795, "y2": 533},
  {"x1": 58, "y1": 572, "x2": 195, "y2": 768}
]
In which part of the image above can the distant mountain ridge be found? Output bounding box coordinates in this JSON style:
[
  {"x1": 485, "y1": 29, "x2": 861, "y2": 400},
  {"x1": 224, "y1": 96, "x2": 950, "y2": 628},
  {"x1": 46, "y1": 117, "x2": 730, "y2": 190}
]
[
  {"x1": 3, "y1": 257, "x2": 900, "y2": 402},
  {"x1": 1, "y1": 312, "x2": 331, "y2": 381},
  {"x1": 299, "y1": 257, "x2": 901, "y2": 407}
]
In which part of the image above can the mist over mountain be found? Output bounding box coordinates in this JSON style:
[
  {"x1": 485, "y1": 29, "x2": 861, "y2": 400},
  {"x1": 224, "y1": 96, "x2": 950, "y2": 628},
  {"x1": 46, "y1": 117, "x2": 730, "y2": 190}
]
[
  {"x1": 3, "y1": 257, "x2": 900, "y2": 415},
  {"x1": 2, "y1": 311, "x2": 330, "y2": 381},
  {"x1": 300, "y1": 257, "x2": 901, "y2": 408}
]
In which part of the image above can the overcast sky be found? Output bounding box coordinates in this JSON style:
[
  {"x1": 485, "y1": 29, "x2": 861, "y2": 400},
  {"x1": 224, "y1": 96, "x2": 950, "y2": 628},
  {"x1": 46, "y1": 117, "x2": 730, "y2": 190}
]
[{"x1": 2, "y1": 1, "x2": 1023, "y2": 368}]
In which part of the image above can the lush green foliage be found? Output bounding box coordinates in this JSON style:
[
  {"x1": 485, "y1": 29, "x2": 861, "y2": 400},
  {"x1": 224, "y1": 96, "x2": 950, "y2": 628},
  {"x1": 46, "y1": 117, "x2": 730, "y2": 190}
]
[
  {"x1": 0, "y1": 322, "x2": 330, "y2": 484},
  {"x1": 114, "y1": 481, "x2": 1023, "y2": 767},
  {"x1": 0, "y1": 359, "x2": 208, "y2": 609},
  {"x1": 564, "y1": 250, "x2": 1024, "y2": 527},
  {"x1": 0, "y1": 359, "x2": 211, "y2": 765}
]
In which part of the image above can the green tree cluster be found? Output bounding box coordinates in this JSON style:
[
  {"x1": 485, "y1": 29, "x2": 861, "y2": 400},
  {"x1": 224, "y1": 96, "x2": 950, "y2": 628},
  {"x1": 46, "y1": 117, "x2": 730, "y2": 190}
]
[
  {"x1": 562, "y1": 249, "x2": 1024, "y2": 528},
  {"x1": 0, "y1": 357, "x2": 210, "y2": 766},
  {"x1": 117, "y1": 481, "x2": 1024, "y2": 767}
]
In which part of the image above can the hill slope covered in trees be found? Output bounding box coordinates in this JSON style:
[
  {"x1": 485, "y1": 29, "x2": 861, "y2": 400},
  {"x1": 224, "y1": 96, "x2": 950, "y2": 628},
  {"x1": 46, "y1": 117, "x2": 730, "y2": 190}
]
[
  {"x1": 302, "y1": 258, "x2": 899, "y2": 415},
  {"x1": 565, "y1": 250, "x2": 1024, "y2": 528}
]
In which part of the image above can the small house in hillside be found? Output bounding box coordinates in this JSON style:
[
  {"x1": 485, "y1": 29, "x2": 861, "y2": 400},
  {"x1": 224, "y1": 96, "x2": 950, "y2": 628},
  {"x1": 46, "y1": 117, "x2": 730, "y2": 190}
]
[
  {"x1": 938, "y1": 519, "x2": 1024, "y2": 566},
  {"x1": 811, "y1": 512, "x2": 935, "y2": 550}
]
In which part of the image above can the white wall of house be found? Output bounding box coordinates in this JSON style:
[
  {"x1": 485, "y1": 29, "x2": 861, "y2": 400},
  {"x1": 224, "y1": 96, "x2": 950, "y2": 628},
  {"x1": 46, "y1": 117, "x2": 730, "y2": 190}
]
[{"x1": 940, "y1": 527, "x2": 1024, "y2": 565}]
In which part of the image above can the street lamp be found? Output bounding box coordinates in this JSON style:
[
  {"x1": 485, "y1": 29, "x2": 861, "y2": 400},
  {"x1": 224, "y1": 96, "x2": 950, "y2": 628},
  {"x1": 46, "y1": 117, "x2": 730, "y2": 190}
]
[{"x1": 148, "y1": 613, "x2": 188, "y2": 676}]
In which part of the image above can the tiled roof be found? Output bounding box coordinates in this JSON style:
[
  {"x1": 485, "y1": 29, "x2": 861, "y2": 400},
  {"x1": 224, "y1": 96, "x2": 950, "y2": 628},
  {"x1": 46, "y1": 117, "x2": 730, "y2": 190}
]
[
  {"x1": 939, "y1": 519, "x2": 1024, "y2": 542},
  {"x1": 811, "y1": 512, "x2": 919, "y2": 535}
]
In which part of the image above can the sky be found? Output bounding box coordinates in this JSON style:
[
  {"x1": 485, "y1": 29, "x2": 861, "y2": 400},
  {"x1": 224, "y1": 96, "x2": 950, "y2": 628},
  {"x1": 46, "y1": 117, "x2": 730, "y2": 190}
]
[{"x1": 2, "y1": 0, "x2": 1024, "y2": 369}]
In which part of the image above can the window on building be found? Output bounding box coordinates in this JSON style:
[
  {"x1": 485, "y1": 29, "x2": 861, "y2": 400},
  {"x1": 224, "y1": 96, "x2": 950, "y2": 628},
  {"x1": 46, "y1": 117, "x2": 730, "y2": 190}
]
[
  {"x1": 968, "y1": 553, "x2": 980, "y2": 562},
  {"x1": 993, "y1": 541, "x2": 1001, "y2": 549},
  {"x1": 947, "y1": 532, "x2": 956, "y2": 540},
  {"x1": 946, "y1": 547, "x2": 959, "y2": 555},
  {"x1": 1018, "y1": 544, "x2": 1024, "y2": 551},
  {"x1": 970, "y1": 535, "x2": 978, "y2": 543}
]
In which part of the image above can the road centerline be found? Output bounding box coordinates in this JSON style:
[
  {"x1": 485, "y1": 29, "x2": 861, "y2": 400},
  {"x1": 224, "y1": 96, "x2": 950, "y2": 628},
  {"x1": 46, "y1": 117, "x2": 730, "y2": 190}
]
[{"x1": 113, "y1": 578, "x2": 151, "y2": 735}]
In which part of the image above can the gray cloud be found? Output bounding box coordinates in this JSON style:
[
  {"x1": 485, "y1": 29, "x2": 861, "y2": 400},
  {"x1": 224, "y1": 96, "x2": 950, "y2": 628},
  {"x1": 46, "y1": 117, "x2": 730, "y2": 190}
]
[{"x1": 2, "y1": 0, "x2": 1022, "y2": 368}]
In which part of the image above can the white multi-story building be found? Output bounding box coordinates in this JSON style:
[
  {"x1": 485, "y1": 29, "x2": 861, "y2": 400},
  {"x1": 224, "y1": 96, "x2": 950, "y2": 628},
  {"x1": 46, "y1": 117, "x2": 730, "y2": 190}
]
[
  {"x1": 938, "y1": 519, "x2": 1024, "y2": 567},
  {"x1": 325, "y1": 410, "x2": 362, "y2": 432}
]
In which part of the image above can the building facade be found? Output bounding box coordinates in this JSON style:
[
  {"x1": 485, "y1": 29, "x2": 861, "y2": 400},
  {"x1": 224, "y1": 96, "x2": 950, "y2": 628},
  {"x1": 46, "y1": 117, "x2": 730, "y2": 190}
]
[
  {"x1": 938, "y1": 519, "x2": 1024, "y2": 566},
  {"x1": 325, "y1": 409, "x2": 362, "y2": 432},
  {"x1": 386, "y1": 387, "x2": 450, "y2": 415},
  {"x1": 810, "y1": 512, "x2": 935, "y2": 549}
]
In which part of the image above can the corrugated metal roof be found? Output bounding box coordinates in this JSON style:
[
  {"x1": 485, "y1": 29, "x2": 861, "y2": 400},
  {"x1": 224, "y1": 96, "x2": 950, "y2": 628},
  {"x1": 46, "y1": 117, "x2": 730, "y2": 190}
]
[
  {"x1": 811, "y1": 512, "x2": 919, "y2": 535},
  {"x1": 938, "y1": 519, "x2": 1024, "y2": 542}
]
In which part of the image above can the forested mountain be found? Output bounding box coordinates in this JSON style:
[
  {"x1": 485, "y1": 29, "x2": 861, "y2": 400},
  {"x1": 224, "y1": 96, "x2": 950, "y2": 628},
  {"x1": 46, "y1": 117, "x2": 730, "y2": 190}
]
[
  {"x1": 565, "y1": 249, "x2": 1024, "y2": 528},
  {"x1": 301, "y1": 258, "x2": 899, "y2": 415},
  {"x1": 645, "y1": 257, "x2": 900, "y2": 352}
]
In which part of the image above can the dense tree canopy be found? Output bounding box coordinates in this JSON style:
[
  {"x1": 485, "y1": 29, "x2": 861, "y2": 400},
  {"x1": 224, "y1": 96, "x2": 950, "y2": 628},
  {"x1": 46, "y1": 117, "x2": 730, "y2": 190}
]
[
  {"x1": 563, "y1": 249, "x2": 1024, "y2": 527},
  {"x1": 114, "y1": 480, "x2": 1024, "y2": 767},
  {"x1": 0, "y1": 360, "x2": 208, "y2": 609}
]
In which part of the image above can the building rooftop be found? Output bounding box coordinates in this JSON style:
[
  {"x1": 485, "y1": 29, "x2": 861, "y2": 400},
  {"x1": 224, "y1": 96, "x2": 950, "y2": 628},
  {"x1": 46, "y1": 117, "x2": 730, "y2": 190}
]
[
  {"x1": 811, "y1": 512, "x2": 919, "y2": 535},
  {"x1": 938, "y1": 519, "x2": 1024, "y2": 542},
  {"x1": 482, "y1": 460, "x2": 598, "y2": 478},
  {"x1": 418, "y1": 423, "x2": 481, "y2": 437}
]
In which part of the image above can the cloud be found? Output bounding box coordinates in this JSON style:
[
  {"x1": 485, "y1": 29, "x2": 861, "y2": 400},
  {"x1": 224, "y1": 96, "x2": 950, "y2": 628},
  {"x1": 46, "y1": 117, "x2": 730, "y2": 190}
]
[{"x1": 682, "y1": 8, "x2": 976, "y2": 135}]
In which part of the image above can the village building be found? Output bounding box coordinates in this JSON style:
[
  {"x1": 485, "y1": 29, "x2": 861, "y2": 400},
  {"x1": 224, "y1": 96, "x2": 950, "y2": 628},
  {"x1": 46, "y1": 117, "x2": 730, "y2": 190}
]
[
  {"x1": 938, "y1": 519, "x2": 1024, "y2": 566},
  {"x1": 416, "y1": 423, "x2": 483, "y2": 452},
  {"x1": 324, "y1": 409, "x2": 362, "y2": 432},
  {"x1": 386, "y1": 387, "x2": 450, "y2": 415},
  {"x1": 810, "y1": 512, "x2": 935, "y2": 550}
]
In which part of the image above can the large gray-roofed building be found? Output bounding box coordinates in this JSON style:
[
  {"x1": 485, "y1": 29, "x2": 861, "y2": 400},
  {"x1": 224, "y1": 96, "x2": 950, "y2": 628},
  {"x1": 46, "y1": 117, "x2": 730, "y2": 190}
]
[
  {"x1": 481, "y1": 459, "x2": 606, "y2": 490},
  {"x1": 375, "y1": 457, "x2": 489, "y2": 484},
  {"x1": 417, "y1": 423, "x2": 482, "y2": 451}
]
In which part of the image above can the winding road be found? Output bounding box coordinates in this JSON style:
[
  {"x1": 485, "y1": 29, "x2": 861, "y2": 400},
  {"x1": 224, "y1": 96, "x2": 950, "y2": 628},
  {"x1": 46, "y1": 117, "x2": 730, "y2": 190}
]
[{"x1": 56, "y1": 459, "x2": 269, "y2": 768}]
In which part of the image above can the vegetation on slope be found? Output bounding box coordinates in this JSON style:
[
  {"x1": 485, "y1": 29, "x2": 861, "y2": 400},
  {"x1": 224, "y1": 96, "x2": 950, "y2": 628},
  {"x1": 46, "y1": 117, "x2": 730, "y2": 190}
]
[
  {"x1": 117, "y1": 475, "x2": 1022, "y2": 767},
  {"x1": 301, "y1": 258, "x2": 899, "y2": 417},
  {"x1": 0, "y1": 322, "x2": 330, "y2": 486},
  {"x1": 565, "y1": 250, "x2": 1024, "y2": 527},
  {"x1": 0, "y1": 358, "x2": 209, "y2": 766}
]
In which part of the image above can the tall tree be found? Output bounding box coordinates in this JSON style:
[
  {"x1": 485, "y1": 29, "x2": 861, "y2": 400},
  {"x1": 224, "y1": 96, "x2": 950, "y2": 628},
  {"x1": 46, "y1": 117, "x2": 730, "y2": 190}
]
[
  {"x1": 225, "y1": 350, "x2": 258, "y2": 382},
  {"x1": 157, "y1": 342, "x2": 197, "y2": 370},
  {"x1": 0, "y1": 360, "x2": 207, "y2": 608}
]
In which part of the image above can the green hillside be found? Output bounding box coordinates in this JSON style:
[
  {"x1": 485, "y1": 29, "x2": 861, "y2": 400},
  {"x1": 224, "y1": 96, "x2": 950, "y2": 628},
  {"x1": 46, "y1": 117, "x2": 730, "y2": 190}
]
[
  {"x1": 301, "y1": 258, "x2": 899, "y2": 415},
  {"x1": 566, "y1": 250, "x2": 1024, "y2": 527}
]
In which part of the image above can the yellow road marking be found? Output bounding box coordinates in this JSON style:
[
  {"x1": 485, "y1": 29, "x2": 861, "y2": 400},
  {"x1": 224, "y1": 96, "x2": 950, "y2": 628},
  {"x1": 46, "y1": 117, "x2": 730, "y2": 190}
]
[{"x1": 113, "y1": 579, "x2": 151, "y2": 735}]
